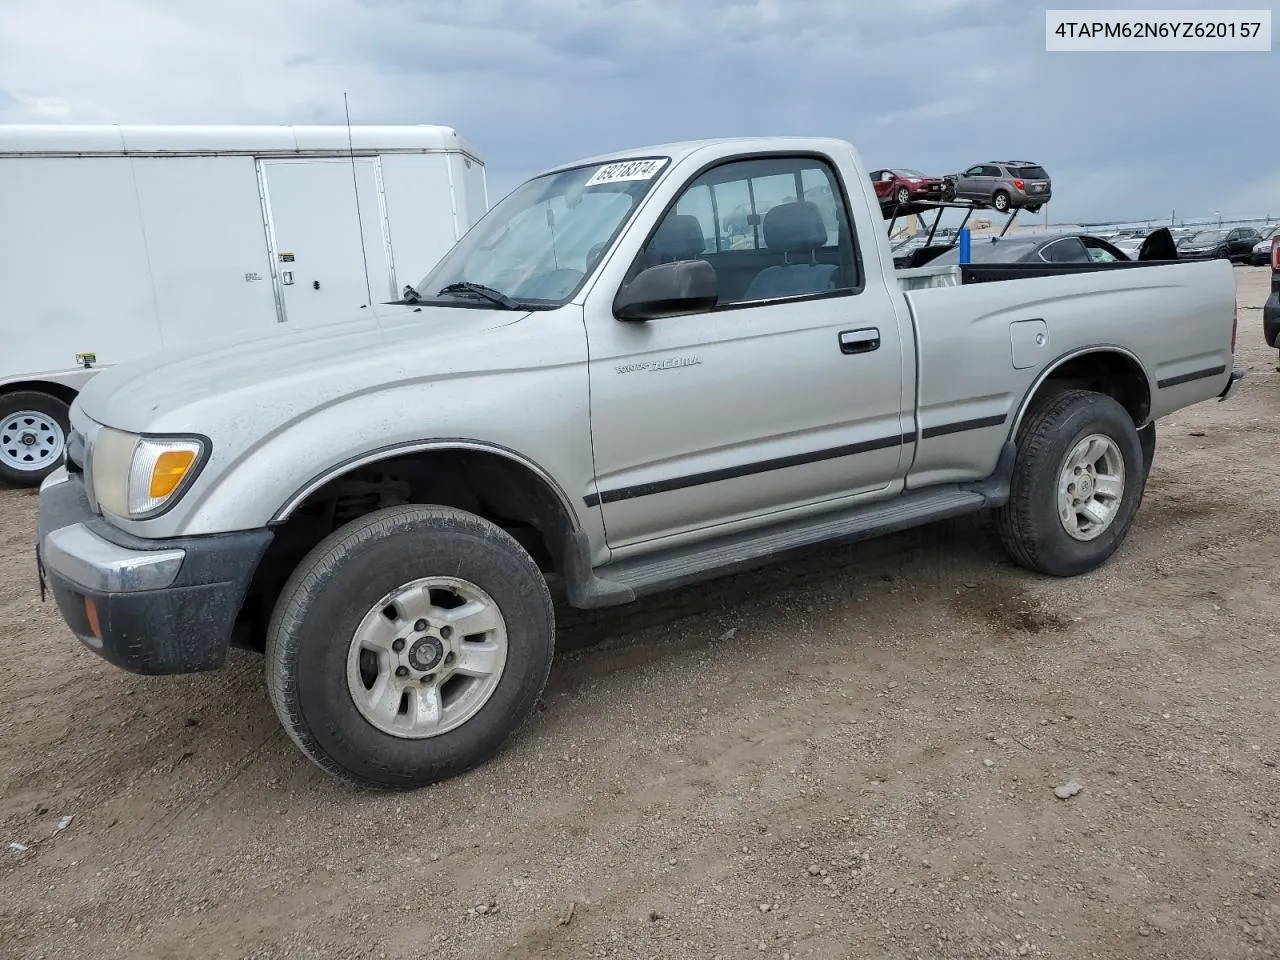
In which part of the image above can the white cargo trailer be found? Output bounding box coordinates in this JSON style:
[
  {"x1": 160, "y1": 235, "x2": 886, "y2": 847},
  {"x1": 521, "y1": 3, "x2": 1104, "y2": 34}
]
[{"x1": 0, "y1": 122, "x2": 488, "y2": 485}]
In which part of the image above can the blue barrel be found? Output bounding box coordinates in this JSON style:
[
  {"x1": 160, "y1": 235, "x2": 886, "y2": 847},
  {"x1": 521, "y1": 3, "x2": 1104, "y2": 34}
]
[{"x1": 958, "y1": 227, "x2": 971, "y2": 264}]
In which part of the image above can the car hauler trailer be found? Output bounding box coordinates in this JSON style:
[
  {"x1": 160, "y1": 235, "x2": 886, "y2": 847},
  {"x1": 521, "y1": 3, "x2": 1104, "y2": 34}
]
[{"x1": 0, "y1": 122, "x2": 488, "y2": 486}]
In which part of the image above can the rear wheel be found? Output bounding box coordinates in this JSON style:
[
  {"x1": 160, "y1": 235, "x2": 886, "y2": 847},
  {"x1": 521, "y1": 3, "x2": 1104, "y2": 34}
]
[
  {"x1": 896, "y1": 186, "x2": 911, "y2": 205},
  {"x1": 265, "y1": 504, "x2": 555, "y2": 789},
  {"x1": 992, "y1": 190, "x2": 1011, "y2": 213},
  {"x1": 0, "y1": 390, "x2": 70, "y2": 487},
  {"x1": 997, "y1": 389, "x2": 1145, "y2": 577}
]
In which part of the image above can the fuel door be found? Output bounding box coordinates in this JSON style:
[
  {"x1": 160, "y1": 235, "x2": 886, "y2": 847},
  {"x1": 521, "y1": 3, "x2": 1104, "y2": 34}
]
[{"x1": 1010, "y1": 318, "x2": 1049, "y2": 370}]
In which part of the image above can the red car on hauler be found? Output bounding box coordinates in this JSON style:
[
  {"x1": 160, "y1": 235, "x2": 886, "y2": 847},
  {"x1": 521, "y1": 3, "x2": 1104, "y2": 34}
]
[{"x1": 868, "y1": 168, "x2": 951, "y2": 207}]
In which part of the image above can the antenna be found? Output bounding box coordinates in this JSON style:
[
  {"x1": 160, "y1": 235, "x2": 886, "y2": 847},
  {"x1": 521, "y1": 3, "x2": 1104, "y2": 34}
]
[{"x1": 344, "y1": 91, "x2": 374, "y2": 306}]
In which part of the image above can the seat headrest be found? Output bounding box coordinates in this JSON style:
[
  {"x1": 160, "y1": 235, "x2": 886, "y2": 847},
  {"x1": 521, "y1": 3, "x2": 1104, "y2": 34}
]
[
  {"x1": 762, "y1": 201, "x2": 828, "y2": 255},
  {"x1": 651, "y1": 214, "x2": 705, "y2": 259}
]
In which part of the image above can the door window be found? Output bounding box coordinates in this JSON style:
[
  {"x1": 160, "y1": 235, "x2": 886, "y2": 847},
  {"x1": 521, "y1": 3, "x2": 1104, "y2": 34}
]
[
  {"x1": 628, "y1": 155, "x2": 860, "y2": 309},
  {"x1": 1039, "y1": 237, "x2": 1090, "y2": 262}
]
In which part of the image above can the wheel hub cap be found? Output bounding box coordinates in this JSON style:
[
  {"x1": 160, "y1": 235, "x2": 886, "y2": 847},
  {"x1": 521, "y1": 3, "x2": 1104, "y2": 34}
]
[
  {"x1": 1057, "y1": 433, "x2": 1125, "y2": 542},
  {"x1": 346, "y1": 576, "x2": 509, "y2": 739},
  {"x1": 407, "y1": 635, "x2": 444, "y2": 673}
]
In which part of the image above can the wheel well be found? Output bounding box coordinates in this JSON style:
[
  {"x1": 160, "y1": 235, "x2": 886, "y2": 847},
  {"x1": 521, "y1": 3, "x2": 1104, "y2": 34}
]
[
  {"x1": 236, "y1": 449, "x2": 578, "y2": 651},
  {"x1": 0, "y1": 380, "x2": 79, "y2": 407},
  {"x1": 1020, "y1": 351, "x2": 1151, "y2": 432}
]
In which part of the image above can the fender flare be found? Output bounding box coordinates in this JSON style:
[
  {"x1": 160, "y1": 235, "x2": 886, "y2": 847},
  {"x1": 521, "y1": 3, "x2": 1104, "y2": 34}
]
[
  {"x1": 270, "y1": 437, "x2": 581, "y2": 530},
  {"x1": 1007, "y1": 344, "x2": 1153, "y2": 441}
]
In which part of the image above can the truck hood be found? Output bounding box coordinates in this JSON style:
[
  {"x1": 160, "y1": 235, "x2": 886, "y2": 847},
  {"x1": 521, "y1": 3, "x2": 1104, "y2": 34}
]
[{"x1": 75, "y1": 304, "x2": 528, "y2": 433}]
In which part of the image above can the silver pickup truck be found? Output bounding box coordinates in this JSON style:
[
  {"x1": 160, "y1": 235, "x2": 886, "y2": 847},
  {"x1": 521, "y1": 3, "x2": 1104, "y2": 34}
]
[{"x1": 35, "y1": 136, "x2": 1243, "y2": 789}]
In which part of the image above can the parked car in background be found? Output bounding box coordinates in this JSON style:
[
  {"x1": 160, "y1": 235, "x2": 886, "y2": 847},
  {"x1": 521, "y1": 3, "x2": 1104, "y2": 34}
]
[
  {"x1": 924, "y1": 232, "x2": 1129, "y2": 265},
  {"x1": 1264, "y1": 236, "x2": 1280, "y2": 346},
  {"x1": 869, "y1": 168, "x2": 950, "y2": 207},
  {"x1": 1177, "y1": 226, "x2": 1261, "y2": 262},
  {"x1": 1110, "y1": 234, "x2": 1148, "y2": 259},
  {"x1": 1249, "y1": 225, "x2": 1279, "y2": 265},
  {"x1": 950, "y1": 162, "x2": 1052, "y2": 213}
]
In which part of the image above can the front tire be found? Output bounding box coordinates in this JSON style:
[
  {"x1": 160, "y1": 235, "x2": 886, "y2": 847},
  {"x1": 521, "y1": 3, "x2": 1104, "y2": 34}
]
[
  {"x1": 997, "y1": 389, "x2": 1145, "y2": 577},
  {"x1": 896, "y1": 187, "x2": 911, "y2": 205},
  {"x1": 0, "y1": 390, "x2": 70, "y2": 487},
  {"x1": 265, "y1": 505, "x2": 554, "y2": 789}
]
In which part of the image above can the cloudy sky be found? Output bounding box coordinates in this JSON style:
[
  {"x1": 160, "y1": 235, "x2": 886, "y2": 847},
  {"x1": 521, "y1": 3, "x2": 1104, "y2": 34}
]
[{"x1": 1, "y1": 0, "x2": 1276, "y2": 224}]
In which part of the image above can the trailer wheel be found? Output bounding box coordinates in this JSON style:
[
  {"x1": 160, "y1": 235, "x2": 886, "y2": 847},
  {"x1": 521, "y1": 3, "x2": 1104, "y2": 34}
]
[
  {"x1": 992, "y1": 190, "x2": 1011, "y2": 213},
  {"x1": 0, "y1": 390, "x2": 70, "y2": 487},
  {"x1": 996, "y1": 389, "x2": 1145, "y2": 577},
  {"x1": 265, "y1": 504, "x2": 555, "y2": 789}
]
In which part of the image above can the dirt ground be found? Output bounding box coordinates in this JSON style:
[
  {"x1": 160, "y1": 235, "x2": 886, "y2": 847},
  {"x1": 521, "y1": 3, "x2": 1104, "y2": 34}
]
[{"x1": 2, "y1": 268, "x2": 1278, "y2": 960}]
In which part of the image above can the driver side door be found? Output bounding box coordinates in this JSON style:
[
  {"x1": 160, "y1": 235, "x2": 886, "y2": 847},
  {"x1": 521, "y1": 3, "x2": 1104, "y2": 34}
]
[{"x1": 583, "y1": 153, "x2": 909, "y2": 551}]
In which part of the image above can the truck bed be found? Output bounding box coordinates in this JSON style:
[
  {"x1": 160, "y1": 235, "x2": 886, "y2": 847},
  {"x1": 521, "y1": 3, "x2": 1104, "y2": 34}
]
[
  {"x1": 896, "y1": 257, "x2": 1181, "y2": 290},
  {"x1": 898, "y1": 255, "x2": 1237, "y2": 488}
]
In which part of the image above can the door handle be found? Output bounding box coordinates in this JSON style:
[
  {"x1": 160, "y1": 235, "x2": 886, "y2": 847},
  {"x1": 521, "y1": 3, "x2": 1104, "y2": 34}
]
[{"x1": 838, "y1": 327, "x2": 880, "y2": 355}]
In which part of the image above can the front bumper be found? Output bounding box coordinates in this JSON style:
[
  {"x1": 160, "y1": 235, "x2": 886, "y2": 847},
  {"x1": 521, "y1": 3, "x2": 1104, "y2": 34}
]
[{"x1": 35, "y1": 467, "x2": 272, "y2": 675}]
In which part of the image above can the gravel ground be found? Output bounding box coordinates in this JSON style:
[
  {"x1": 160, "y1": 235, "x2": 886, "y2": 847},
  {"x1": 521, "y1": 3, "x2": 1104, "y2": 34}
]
[{"x1": 1, "y1": 268, "x2": 1277, "y2": 960}]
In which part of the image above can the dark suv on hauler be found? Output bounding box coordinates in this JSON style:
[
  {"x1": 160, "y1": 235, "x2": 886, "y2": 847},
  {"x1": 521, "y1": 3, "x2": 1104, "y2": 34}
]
[{"x1": 949, "y1": 161, "x2": 1052, "y2": 213}]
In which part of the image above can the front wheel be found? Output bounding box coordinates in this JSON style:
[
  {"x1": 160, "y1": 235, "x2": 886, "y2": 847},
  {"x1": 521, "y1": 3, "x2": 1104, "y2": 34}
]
[
  {"x1": 0, "y1": 390, "x2": 70, "y2": 487},
  {"x1": 265, "y1": 504, "x2": 555, "y2": 789},
  {"x1": 997, "y1": 389, "x2": 1145, "y2": 577},
  {"x1": 896, "y1": 187, "x2": 911, "y2": 205}
]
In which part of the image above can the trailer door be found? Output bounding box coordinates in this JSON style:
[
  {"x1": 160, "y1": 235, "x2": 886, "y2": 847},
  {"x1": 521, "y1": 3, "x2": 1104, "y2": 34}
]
[{"x1": 257, "y1": 157, "x2": 394, "y2": 327}]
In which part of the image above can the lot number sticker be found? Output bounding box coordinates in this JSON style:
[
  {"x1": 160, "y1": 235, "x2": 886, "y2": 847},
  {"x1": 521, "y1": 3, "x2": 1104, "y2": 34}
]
[{"x1": 585, "y1": 158, "x2": 669, "y2": 187}]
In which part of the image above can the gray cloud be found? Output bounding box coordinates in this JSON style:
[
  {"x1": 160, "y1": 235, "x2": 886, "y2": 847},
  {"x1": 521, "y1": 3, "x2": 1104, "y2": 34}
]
[{"x1": 0, "y1": 0, "x2": 1275, "y2": 221}]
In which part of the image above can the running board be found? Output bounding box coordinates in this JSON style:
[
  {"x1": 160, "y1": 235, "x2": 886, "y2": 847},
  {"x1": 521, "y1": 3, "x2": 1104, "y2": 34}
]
[{"x1": 564, "y1": 483, "x2": 991, "y2": 609}]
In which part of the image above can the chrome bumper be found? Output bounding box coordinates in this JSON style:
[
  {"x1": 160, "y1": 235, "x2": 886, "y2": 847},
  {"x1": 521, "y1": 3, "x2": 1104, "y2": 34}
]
[{"x1": 37, "y1": 467, "x2": 185, "y2": 593}]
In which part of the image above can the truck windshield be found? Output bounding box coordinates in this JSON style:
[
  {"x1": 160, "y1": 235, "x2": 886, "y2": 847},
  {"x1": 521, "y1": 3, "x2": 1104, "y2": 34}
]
[{"x1": 410, "y1": 157, "x2": 670, "y2": 309}]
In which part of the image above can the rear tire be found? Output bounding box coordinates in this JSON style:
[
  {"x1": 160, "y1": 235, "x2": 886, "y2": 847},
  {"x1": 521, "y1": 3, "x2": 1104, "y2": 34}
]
[
  {"x1": 0, "y1": 390, "x2": 70, "y2": 487},
  {"x1": 997, "y1": 389, "x2": 1145, "y2": 577},
  {"x1": 992, "y1": 190, "x2": 1011, "y2": 213},
  {"x1": 896, "y1": 187, "x2": 911, "y2": 205},
  {"x1": 265, "y1": 504, "x2": 555, "y2": 789}
]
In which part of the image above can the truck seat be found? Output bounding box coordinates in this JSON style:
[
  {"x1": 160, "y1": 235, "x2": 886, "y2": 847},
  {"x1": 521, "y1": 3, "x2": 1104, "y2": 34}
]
[
  {"x1": 647, "y1": 214, "x2": 706, "y2": 263},
  {"x1": 742, "y1": 201, "x2": 836, "y2": 300}
]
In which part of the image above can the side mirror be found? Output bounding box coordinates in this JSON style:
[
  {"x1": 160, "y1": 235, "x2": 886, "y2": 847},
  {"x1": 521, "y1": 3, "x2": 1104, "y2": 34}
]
[{"x1": 613, "y1": 260, "x2": 718, "y2": 321}]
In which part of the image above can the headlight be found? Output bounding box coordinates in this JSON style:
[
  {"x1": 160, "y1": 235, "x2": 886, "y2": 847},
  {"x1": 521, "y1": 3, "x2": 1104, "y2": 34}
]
[{"x1": 91, "y1": 428, "x2": 208, "y2": 519}]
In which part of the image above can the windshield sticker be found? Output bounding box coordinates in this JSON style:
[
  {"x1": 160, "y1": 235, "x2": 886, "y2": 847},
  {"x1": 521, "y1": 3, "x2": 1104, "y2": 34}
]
[{"x1": 584, "y1": 158, "x2": 669, "y2": 187}]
